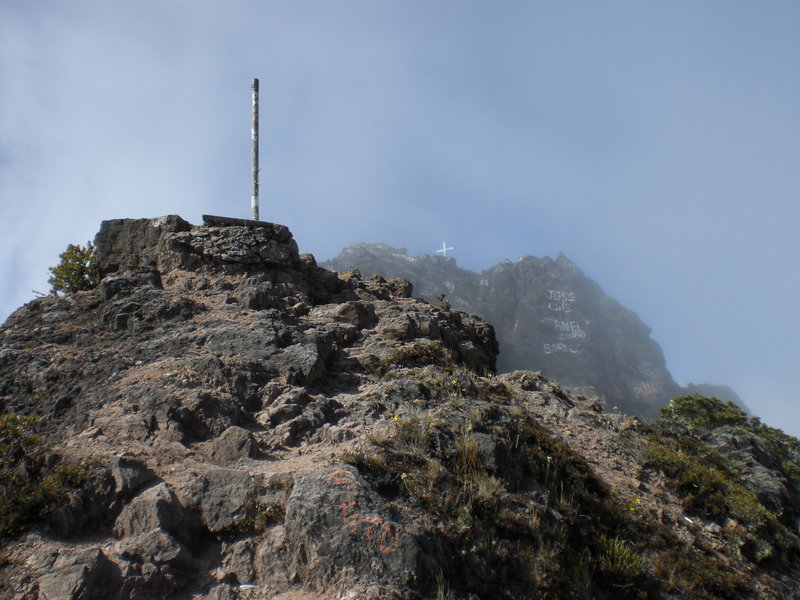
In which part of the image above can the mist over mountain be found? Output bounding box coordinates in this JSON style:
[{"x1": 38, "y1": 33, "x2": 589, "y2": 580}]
[
  {"x1": 323, "y1": 243, "x2": 741, "y2": 418},
  {"x1": 3, "y1": 1, "x2": 799, "y2": 442}
]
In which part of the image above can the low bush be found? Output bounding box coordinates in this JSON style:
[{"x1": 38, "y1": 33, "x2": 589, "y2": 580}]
[
  {"x1": 48, "y1": 242, "x2": 99, "y2": 294},
  {"x1": 0, "y1": 413, "x2": 86, "y2": 538},
  {"x1": 642, "y1": 395, "x2": 800, "y2": 567},
  {"x1": 659, "y1": 395, "x2": 748, "y2": 432},
  {"x1": 342, "y1": 379, "x2": 659, "y2": 599}
]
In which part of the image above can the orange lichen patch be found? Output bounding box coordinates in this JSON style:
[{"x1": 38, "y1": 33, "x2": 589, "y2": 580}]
[{"x1": 326, "y1": 468, "x2": 357, "y2": 490}]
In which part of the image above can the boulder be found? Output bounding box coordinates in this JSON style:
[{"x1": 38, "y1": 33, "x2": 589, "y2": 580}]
[
  {"x1": 110, "y1": 455, "x2": 158, "y2": 498},
  {"x1": 48, "y1": 465, "x2": 117, "y2": 538},
  {"x1": 38, "y1": 548, "x2": 120, "y2": 600},
  {"x1": 209, "y1": 426, "x2": 256, "y2": 464},
  {"x1": 117, "y1": 528, "x2": 194, "y2": 569},
  {"x1": 273, "y1": 343, "x2": 327, "y2": 386},
  {"x1": 331, "y1": 301, "x2": 378, "y2": 329},
  {"x1": 100, "y1": 266, "x2": 162, "y2": 300},
  {"x1": 283, "y1": 465, "x2": 422, "y2": 591},
  {"x1": 114, "y1": 483, "x2": 187, "y2": 539},
  {"x1": 182, "y1": 468, "x2": 265, "y2": 533},
  {"x1": 234, "y1": 277, "x2": 277, "y2": 310}
]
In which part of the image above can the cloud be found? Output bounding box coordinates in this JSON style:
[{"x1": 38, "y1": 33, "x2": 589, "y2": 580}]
[{"x1": 1, "y1": 1, "x2": 799, "y2": 435}]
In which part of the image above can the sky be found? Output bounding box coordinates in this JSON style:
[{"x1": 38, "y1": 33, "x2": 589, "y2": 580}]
[{"x1": 1, "y1": 1, "x2": 799, "y2": 436}]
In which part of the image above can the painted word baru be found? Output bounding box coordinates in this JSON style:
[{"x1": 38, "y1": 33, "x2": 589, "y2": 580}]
[{"x1": 543, "y1": 342, "x2": 583, "y2": 355}]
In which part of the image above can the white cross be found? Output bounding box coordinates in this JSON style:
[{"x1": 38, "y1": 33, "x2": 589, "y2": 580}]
[{"x1": 436, "y1": 242, "x2": 454, "y2": 257}]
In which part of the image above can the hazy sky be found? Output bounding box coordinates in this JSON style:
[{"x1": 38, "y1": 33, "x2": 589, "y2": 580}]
[{"x1": 2, "y1": 1, "x2": 799, "y2": 435}]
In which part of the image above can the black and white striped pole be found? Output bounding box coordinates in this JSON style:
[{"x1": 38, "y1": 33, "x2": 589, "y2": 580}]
[{"x1": 251, "y1": 78, "x2": 260, "y2": 221}]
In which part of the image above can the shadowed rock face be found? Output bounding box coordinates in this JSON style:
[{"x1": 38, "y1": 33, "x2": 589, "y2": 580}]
[
  {"x1": 1, "y1": 217, "x2": 797, "y2": 600},
  {"x1": 323, "y1": 243, "x2": 682, "y2": 416}
]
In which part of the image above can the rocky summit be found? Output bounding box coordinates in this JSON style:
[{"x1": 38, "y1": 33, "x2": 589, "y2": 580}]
[{"x1": 1, "y1": 216, "x2": 799, "y2": 599}]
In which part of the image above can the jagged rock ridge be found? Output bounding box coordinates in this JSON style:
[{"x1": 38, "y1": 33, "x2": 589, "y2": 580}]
[
  {"x1": 0, "y1": 216, "x2": 798, "y2": 599},
  {"x1": 323, "y1": 243, "x2": 687, "y2": 416}
]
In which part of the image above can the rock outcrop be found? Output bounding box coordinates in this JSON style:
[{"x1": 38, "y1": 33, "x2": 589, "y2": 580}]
[
  {"x1": 323, "y1": 244, "x2": 687, "y2": 416},
  {"x1": 0, "y1": 215, "x2": 498, "y2": 599},
  {"x1": 0, "y1": 216, "x2": 798, "y2": 600}
]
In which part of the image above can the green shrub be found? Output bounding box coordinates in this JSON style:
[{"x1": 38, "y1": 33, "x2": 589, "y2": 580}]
[
  {"x1": 48, "y1": 241, "x2": 99, "y2": 294},
  {"x1": 395, "y1": 416, "x2": 434, "y2": 451},
  {"x1": 643, "y1": 396, "x2": 800, "y2": 566},
  {"x1": 0, "y1": 414, "x2": 41, "y2": 465},
  {"x1": 640, "y1": 434, "x2": 732, "y2": 521},
  {"x1": 0, "y1": 413, "x2": 86, "y2": 538},
  {"x1": 595, "y1": 534, "x2": 644, "y2": 583},
  {"x1": 748, "y1": 417, "x2": 800, "y2": 489},
  {"x1": 659, "y1": 395, "x2": 748, "y2": 432},
  {"x1": 232, "y1": 500, "x2": 286, "y2": 534},
  {"x1": 659, "y1": 395, "x2": 800, "y2": 491},
  {"x1": 653, "y1": 546, "x2": 751, "y2": 598},
  {"x1": 344, "y1": 386, "x2": 662, "y2": 599},
  {"x1": 379, "y1": 341, "x2": 451, "y2": 373}
]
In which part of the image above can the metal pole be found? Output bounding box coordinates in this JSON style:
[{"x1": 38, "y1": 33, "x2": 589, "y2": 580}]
[{"x1": 251, "y1": 78, "x2": 260, "y2": 221}]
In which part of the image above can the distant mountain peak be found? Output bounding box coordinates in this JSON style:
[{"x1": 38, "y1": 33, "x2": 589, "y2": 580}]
[{"x1": 323, "y1": 241, "x2": 716, "y2": 417}]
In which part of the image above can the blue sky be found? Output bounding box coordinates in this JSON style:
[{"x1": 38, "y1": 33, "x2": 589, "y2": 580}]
[{"x1": 2, "y1": 1, "x2": 799, "y2": 435}]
